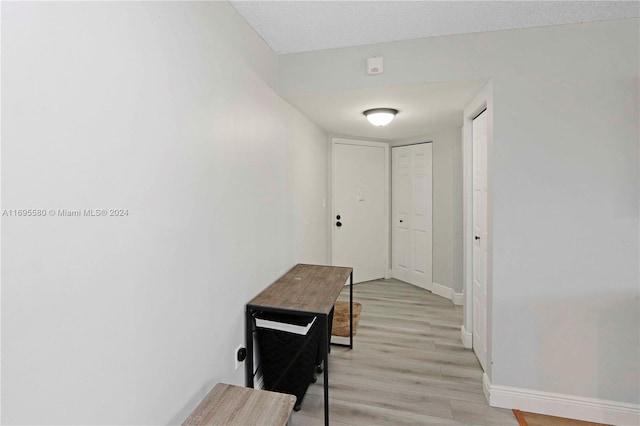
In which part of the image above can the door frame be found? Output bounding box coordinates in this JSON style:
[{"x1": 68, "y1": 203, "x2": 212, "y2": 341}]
[
  {"x1": 462, "y1": 81, "x2": 493, "y2": 378},
  {"x1": 330, "y1": 137, "x2": 390, "y2": 279}
]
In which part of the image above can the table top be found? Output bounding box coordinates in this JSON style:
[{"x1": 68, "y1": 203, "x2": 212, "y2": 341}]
[
  {"x1": 182, "y1": 383, "x2": 296, "y2": 426},
  {"x1": 247, "y1": 264, "x2": 353, "y2": 315}
]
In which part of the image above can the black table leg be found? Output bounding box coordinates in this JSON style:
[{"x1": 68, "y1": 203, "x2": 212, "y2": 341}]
[
  {"x1": 329, "y1": 273, "x2": 355, "y2": 350},
  {"x1": 323, "y1": 313, "x2": 329, "y2": 426},
  {"x1": 349, "y1": 271, "x2": 353, "y2": 349},
  {"x1": 245, "y1": 306, "x2": 254, "y2": 388}
]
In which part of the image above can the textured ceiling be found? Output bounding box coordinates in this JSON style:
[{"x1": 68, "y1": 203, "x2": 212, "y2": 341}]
[
  {"x1": 230, "y1": 1, "x2": 639, "y2": 54},
  {"x1": 231, "y1": 0, "x2": 638, "y2": 141}
]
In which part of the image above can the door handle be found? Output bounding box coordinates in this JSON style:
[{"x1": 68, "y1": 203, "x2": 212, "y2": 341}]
[
  {"x1": 475, "y1": 236, "x2": 480, "y2": 240},
  {"x1": 399, "y1": 220, "x2": 403, "y2": 223},
  {"x1": 336, "y1": 221, "x2": 342, "y2": 227}
]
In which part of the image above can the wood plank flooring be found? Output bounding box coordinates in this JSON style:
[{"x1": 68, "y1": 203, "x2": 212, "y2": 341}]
[{"x1": 292, "y1": 279, "x2": 517, "y2": 426}]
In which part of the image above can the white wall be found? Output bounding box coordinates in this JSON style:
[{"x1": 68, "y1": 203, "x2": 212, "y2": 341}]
[
  {"x1": 1, "y1": 2, "x2": 327, "y2": 424},
  {"x1": 391, "y1": 129, "x2": 463, "y2": 294},
  {"x1": 279, "y1": 19, "x2": 640, "y2": 407},
  {"x1": 289, "y1": 121, "x2": 329, "y2": 264}
]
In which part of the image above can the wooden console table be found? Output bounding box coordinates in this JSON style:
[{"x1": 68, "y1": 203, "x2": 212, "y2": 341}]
[
  {"x1": 245, "y1": 264, "x2": 354, "y2": 426},
  {"x1": 182, "y1": 383, "x2": 295, "y2": 426}
]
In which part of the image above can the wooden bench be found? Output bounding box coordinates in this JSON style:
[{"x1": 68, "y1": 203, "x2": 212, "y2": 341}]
[{"x1": 182, "y1": 383, "x2": 295, "y2": 426}]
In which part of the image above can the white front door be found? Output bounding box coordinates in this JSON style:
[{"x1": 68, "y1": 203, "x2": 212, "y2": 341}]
[
  {"x1": 472, "y1": 110, "x2": 488, "y2": 371},
  {"x1": 392, "y1": 143, "x2": 433, "y2": 290},
  {"x1": 333, "y1": 139, "x2": 387, "y2": 283}
]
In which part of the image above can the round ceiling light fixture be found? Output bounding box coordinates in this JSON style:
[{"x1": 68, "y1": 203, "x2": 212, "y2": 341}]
[{"x1": 363, "y1": 108, "x2": 398, "y2": 127}]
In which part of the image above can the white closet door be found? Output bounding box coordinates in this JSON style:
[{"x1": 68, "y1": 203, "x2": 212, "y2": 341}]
[
  {"x1": 392, "y1": 144, "x2": 432, "y2": 289},
  {"x1": 472, "y1": 111, "x2": 488, "y2": 371}
]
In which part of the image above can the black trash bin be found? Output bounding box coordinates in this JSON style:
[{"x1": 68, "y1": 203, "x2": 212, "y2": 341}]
[{"x1": 255, "y1": 311, "x2": 321, "y2": 411}]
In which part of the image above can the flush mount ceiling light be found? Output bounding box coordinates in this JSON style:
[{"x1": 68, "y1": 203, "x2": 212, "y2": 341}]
[{"x1": 363, "y1": 108, "x2": 398, "y2": 127}]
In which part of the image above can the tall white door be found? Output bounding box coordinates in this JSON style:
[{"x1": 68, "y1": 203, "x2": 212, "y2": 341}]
[
  {"x1": 472, "y1": 111, "x2": 488, "y2": 371},
  {"x1": 333, "y1": 140, "x2": 387, "y2": 283},
  {"x1": 392, "y1": 144, "x2": 432, "y2": 290}
]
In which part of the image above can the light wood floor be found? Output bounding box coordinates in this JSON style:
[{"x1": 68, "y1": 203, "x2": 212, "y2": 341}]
[{"x1": 292, "y1": 279, "x2": 518, "y2": 426}]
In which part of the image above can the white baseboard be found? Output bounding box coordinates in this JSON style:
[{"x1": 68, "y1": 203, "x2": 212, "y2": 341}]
[
  {"x1": 386, "y1": 269, "x2": 393, "y2": 279},
  {"x1": 432, "y1": 282, "x2": 464, "y2": 306},
  {"x1": 431, "y1": 282, "x2": 450, "y2": 299},
  {"x1": 460, "y1": 325, "x2": 473, "y2": 348},
  {"x1": 390, "y1": 278, "x2": 463, "y2": 305},
  {"x1": 483, "y1": 372, "x2": 491, "y2": 403},
  {"x1": 483, "y1": 373, "x2": 640, "y2": 425}
]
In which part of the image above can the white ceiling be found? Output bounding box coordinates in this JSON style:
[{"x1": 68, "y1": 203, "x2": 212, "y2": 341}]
[
  {"x1": 231, "y1": 1, "x2": 638, "y2": 141},
  {"x1": 230, "y1": 1, "x2": 639, "y2": 55}
]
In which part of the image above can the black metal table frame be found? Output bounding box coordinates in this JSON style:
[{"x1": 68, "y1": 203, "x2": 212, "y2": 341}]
[{"x1": 245, "y1": 271, "x2": 353, "y2": 426}]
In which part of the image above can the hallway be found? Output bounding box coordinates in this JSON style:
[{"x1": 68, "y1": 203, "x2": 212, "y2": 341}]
[{"x1": 293, "y1": 279, "x2": 517, "y2": 425}]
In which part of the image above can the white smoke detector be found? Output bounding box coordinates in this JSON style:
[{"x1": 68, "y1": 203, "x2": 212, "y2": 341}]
[{"x1": 367, "y1": 56, "x2": 384, "y2": 75}]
